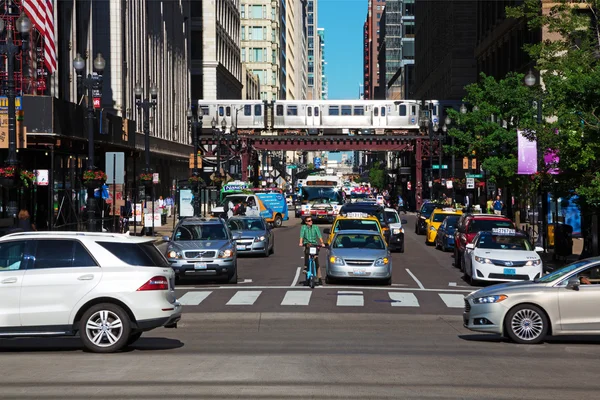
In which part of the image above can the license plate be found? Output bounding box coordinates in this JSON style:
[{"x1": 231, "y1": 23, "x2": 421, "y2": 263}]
[
  {"x1": 353, "y1": 268, "x2": 366, "y2": 276},
  {"x1": 504, "y1": 268, "x2": 516, "y2": 275},
  {"x1": 236, "y1": 245, "x2": 246, "y2": 250},
  {"x1": 194, "y1": 263, "x2": 207, "y2": 270}
]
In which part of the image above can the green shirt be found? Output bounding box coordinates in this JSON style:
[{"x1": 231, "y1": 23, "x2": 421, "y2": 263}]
[{"x1": 300, "y1": 224, "x2": 323, "y2": 245}]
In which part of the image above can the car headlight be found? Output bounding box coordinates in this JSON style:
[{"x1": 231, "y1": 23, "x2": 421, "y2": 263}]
[
  {"x1": 329, "y1": 256, "x2": 344, "y2": 264},
  {"x1": 474, "y1": 255, "x2": 493, "y2": 264},
  {"x1": 526, "y1": 259, "x2": 542, "y2": 266},
  {"x1": 392, "y1": 228, "x2": 402, "y2": 235},
  {"x1": 167, "y1": 250, "x2": 182, "y2": 259},
  {"x1": 472, "y1": 295, "x2": 507, "y2": 304},
  {"x1": 254, "y1": 235, "x2": 266, "y2": 242},
  {"x1": 419, "y1": 216, "x2": 426, "y2": 220},
  {"x1": 374, "y1": 257, "x2": 389, "y2": 266},
  {"x1": 218, "y1": 249, "x2": 234, "y2": 258},
  {"x1": 429, "y1": 226, "x2": 437, "y2": 232}
]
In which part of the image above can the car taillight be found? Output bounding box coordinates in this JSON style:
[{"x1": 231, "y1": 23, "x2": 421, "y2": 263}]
[{"x1": 137, "y1": 276, "x2": 169, "y2": 291}]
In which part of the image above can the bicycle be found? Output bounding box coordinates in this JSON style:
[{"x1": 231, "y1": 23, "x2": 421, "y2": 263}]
[{"x1": 305, "y1": 244, "x2": 325, "y2": 289}]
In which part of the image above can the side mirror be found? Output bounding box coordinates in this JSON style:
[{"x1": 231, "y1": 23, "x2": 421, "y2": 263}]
[
  {"x1": 465, "y1": 243, "x2": 475, "y2": 250},
  {"x1": 162, "y1": 235, "x2": 170, "y2": 241},
  {"x1": 566, "y1": 277, "x2": 580, "y2": 291},
  {"x1": 232, "y1": 233, "x2": 241, "y2": 240},
  {"x1": 401, "y1": 219, "x2": 408, "y2": 224},
  {"x1": 535, "y1": 246, "x2": 544, "y2": 252},
  {"x1": 323, "y1": 228, "x2": 331, "y2": 234}
]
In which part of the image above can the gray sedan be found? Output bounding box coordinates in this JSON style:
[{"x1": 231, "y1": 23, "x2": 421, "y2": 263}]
[
  {"x1": 325, "y1": 229, "x2": 392, "y2": 285},
  {"x1": 227, "y1": 216, "x2": 274, "y2": 257},
  {"x1": 464, "y1": 258, "x2": 600, "y2": 344}
]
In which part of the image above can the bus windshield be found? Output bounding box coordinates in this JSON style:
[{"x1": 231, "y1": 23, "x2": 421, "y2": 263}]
[{"x1": 300, "y1": 186, "x2": 343, "y2": 204}]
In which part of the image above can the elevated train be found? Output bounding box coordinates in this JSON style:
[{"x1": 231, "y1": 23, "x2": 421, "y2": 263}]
[{"x1": 197, "y1": 99, "x2": 432, "y2": 136}]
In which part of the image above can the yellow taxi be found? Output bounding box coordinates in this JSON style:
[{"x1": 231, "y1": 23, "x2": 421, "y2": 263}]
[
  {"x1": 323, "y1": 212, "x2": 384, "y2": 246},
  {"x1": 425, "y1": 208, "x2": 463, "y2": 245}
]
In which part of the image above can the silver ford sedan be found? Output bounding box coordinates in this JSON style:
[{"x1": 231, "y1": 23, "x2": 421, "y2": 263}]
[
  {"x1": 464, "y1": 258, "x2": 600, "y2": 344},
  {"x1": 325, "y1": 229, "x2": 392, "y2": 285}
]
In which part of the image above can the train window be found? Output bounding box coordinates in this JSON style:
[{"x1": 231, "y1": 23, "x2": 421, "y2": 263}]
[
  {"x1": 411, "y1": 105, "x2": 416, "y2": 115},
  {"x1": 341, "y1": 105, "x2": 352, "y2": 116},
  {"x1": 218, "y1": 107, "x2": 224, "y2": 116},
  {"x1": 200, "y1": 106, "x2": 209, "y2": 116},
  {"x1": 276, "y1": 105, "x2": 284, "y2": 116},
  {"x1": 381, "y1": 107, "x2": 386, "y2": 116},
  {"x1": 374, "y1": 107, "x2": 379, "y2": 117},
  {"x1": 432, "y1": 105, "x2": 438, "y2": 116},
  {"x1": 314, "y1": 107, "x2": 319, "y2": 116},
  {"x1": 329, "y1": 106, "x2": 339, "y2": 116},
  {"x1": 226, "y1": 107, "x2": 231, "y2": 116},
  {"x1": 353, "y1": 106, "x2": 364, "y2": 116},
  {"x1": 244, "y1": 105, "x2": 252, "y2": 116},
  {"x1": 307, "y1": 108, "x2": 312, "y2": 117},
  {"x1": 399, "y1": 105, "x2": 407, "y2": 116},
  {"x1": 254, "y1": 105, "x2": 262, "y2": 116},
  {"x1": 287, "y1": 106, "x2": 298, "y2": 116}
]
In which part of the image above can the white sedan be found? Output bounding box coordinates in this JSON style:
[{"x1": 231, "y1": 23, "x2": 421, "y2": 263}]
[{"x1": 463, "y1": 229, "x2": 544, "y2": 285}]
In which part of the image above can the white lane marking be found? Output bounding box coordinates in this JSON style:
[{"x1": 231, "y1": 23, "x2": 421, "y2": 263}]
[
  {"x1": 388, "y1": 292, "x2": 420, "y2": 307},
  {"x1": 178, "y1": 291, "x2": 212, "y2": 305},
  {"x1": 281, "y1": 291, "x2": 312, "y2": 306},
  {"x1": 176, "y1": 285, "x2": 474, "y2": 293},
  {"x1": 391, "y1": 283, "x2": 408, "y2": 287},
  {"x1": 406, "y1": 268, "x2": 425, "y2": 289},
  {"x1": 240, "y1": 279, "x2": 253, "y2": 284},
  {"x1": 439, "y1": 293, "x2": 465, "y2": 308},
  {"x1": 226, "y1": 291, "x2": 262, "y2": 306},
  {"x1": 448, "y1": 282, "x2": 457, "y2": 287},
  {"x1": 337, "y1": 291, "x2": 364, "y2": 306},
  {"x1": 291, "y1": 267, "x2": 301, "y2": 287}
]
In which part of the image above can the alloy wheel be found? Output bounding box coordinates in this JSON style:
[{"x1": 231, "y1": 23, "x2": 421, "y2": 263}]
[
  {"x1": 85, "y1": 310, "x2": 124, "y2": 348},
  {"x1": 511, "y1": 308, "x2": 544, "y2": 341}
]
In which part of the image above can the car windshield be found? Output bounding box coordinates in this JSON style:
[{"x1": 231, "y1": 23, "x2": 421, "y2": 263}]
[
  {"x1": 444, "y1": 216, "x2": 460, "y2": 228},
  {"x1": 385, "y1": 211, "x2": 399, "y2": 224},
  {"x1": 341, "y1": 206, "x2": 385, "y2": 225},
  {"x1": 335, "y1": 219, "x2": 381, "y2": 232},
  {"x1": 173, "y1": 224, "x2": 228, "y2": 241},
  {"x1": 333, "y1": 234, "x2": 385, "y2": 250},
  {"x1": 535, "y1": 260, "x2": 592, "y2": 283},
  {"x1": 228, "y1": 218, "x2": 265, "y2": 231},
  {"x1": 433, "y1": 213, "x2": 458, "y2": 223},
  {"x1": 219, "y1": 195, "x2": 245, "y2": 207},
  {"x1": 477, "y1": 235, "x2": 533, "y2": 251},
  {"x1": 468, "y1": 219, "x2": 514, "y2": 233},
  {"x1": 420, "y1": 204, "x2": 438, "y2": 218}
]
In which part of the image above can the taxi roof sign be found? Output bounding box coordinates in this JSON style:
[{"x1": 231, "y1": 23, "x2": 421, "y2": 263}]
[
  {"x1": 343, "y1": 212, "x2": 371, "y2": 218},
  {"x1": 492, "y1": 228, "x2": 516, "y2": 235}
]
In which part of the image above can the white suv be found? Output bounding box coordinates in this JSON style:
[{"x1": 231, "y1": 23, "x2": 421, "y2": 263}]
[{"x1": 0, "y1": 231, "x2": 182, "y2": 353}]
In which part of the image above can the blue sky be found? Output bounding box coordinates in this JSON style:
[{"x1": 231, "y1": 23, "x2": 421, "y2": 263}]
[
  {"x1": 319, "y1": 0, "x2": 366, "y2": 101},
  {"x1": 319, "y1": 0, "x2": 366, "y2": 162}
]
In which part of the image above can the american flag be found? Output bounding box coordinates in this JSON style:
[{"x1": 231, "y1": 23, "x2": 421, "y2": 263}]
[{"x1": 22, "y1": 0, "x2": 56, "y2": 74}]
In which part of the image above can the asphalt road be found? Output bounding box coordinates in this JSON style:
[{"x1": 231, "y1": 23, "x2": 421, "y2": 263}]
[
  {"x1": 173, "y1": 214, "x2": 477, "y2": 314},
  {"x1": 2, "y1": 313, "x2": 600, "y2": 399}
]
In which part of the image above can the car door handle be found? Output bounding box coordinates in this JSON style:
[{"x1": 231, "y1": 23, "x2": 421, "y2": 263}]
[
  {"x1": 1, "y1": 277, "x2": 17, "y2": 284},
  {"x1": 78, "y1": 274, "x2": 95, "y2": 281}
]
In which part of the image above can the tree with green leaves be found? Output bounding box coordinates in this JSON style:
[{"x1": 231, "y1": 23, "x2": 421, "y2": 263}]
[{"x1": 368, "y1": 162, "x2": 386, "y2": 190}]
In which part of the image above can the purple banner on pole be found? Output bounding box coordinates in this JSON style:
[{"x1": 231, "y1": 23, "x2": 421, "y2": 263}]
[{"x1": 517, "y1": 130, "x2": 538, "y2": 174}]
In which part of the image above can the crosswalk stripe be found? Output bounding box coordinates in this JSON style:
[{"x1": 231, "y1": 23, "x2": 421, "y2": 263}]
[
  {"x1": 178, "y1": 291, "x2": 212, "y2": 305},
  {"x1": 281, "y1": 291, "x2": 312, "y2": 306},
  {"x1": 438, "y1": 293, "x2": 465, "y2": 308},
  {"x1": 337, "y1": 291, "x2": 364, "y2": 306},
  {"x1": 226, "y1": 291, "x2": 262, "y2": 306},
  {"x1": 388, "y1": 292, "x2": 420, "y2": 307}
]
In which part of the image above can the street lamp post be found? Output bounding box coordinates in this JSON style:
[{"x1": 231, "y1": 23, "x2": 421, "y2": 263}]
[
  {"x1": 73, "y1": 52, "x2": 106, "y2": 232},
  {"x1": 134, "y1": 83, "x2": 158, "y2": 234},
  {"x1": 524, "y1": 69, "x2": 546, "y2": 250},
  {"x1": 187, "y1": 106, "x2": 203, "y2": 216},
  {"x1": 428, "y1": 119, "x2": 439, "y2": 198},
  {"x1": 211, "y1": 117, "x2": 237, "y2": 186}
]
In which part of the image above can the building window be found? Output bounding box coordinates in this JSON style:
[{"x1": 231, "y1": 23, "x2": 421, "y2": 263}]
[
  {"x1": 240, "y1": 4, "x2": 245, "y2": 18},
  {"x1": 308, "y1": 26, "x2": 313, "y2": 36},
  {"x1": 377, "y1": 13, "x2": 381, "y2": 18},
  {"x1": 404, "y1": 23, "x2": 415, "y2": 37},
  {"x1": 405, "y1": 3, "x2": 415, "y2": 16},
  {"x1": 308, "y1": 76, "x2": 314, "y2": 85},
  {"x1": 241, "y1": 26, "x2": 245, "y2": 40},
  {"x1": 251, "y1": 5, "x2": 263, "y2": 18},
  {"x1": 252, "y1": 26, "x2": 264, "y2": 40},
  {"x1": 241, "y1": 48, "x2": 246, "y2": 62},
  {"x1": 308, "y1": 14, "x2": 313, "y2": 24}
]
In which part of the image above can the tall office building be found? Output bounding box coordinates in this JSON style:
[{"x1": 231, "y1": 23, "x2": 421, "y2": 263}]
[
  {"x1": 413, "y1": 1, "x2": 477, "y2": 100},
  {"x1": 191, "y1": 0, "x2": 242, "y2": 100},
  {"x1": 306, "y1": 0, "x2": 321, "y2": 99},
  {"x1": 377, "y1": 0, "x2": 414, "y2": 99},
  {"x1": 318, "y1": 28, "x2": 328, "y2": 99},
  {"x1": 286, "y1": 0, "x2": 308, "y2": 99},
  {"x1": 363, "y1": 0, "x2": 386, "y2": 99},
  {"x1": 241, "y1": 0, "x2": 286, "y2": 100}
]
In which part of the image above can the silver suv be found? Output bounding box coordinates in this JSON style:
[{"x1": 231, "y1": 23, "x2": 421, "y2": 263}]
[{"x1": 165, "y1": 217, "x2": 239, "y2": 284}]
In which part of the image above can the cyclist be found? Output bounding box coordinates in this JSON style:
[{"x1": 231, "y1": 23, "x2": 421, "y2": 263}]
[{"x1": 298, "y1": 217, "x2": 325, "y2": 285}]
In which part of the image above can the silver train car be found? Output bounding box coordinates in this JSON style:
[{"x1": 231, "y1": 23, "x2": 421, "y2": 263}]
[{"x1": 197, "y1": 99, "x2": 423, "y2": 135}]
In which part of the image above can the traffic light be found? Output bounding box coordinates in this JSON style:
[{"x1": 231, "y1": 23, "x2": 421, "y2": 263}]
[
  {"x1": 463, "y1": 157, "x2": 468, "y2": 169},
  {"x1": 471, "y1": 158, "x2": 477, "y2": 170}
]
